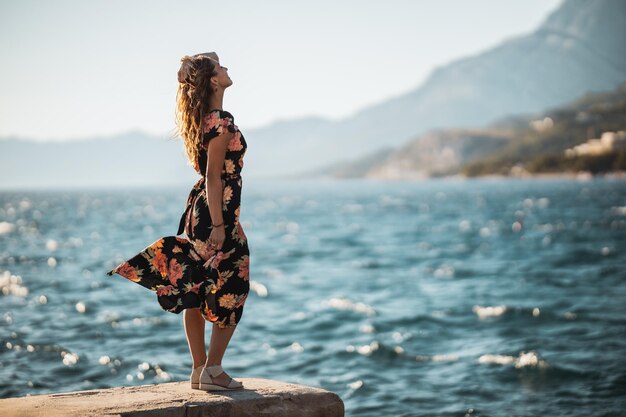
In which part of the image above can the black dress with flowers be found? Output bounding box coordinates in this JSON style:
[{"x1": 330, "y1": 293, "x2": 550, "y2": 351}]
[{"x1": 106, "y1": 109, "x2": 250, "y2": 329}]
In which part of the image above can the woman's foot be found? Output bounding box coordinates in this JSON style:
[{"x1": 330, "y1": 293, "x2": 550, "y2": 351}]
[
  {"x1": 207, "y1": 368, "x2": 233, "y2": 387},
  {"x1": 199, "y1": 364, "x2": 244, "y2": 390},
  {"x1": 190, "y1": 365, "x2": 204, "y2": 389}
]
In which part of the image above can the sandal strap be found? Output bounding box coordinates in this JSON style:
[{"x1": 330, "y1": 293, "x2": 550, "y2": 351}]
[
  {"x1": 206, "y1": 364, "x2": 224, "y2": 377},
  {"x1": 203, "y1": 365, "x2": 242, "y2": 388}
]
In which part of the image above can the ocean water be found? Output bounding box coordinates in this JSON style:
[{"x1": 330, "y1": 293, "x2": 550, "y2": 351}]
[{"x1": 1, "y1": 177, "x2": 625, "y2": 416}]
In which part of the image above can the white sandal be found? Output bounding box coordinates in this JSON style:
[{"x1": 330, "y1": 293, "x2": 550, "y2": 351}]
[
  {"x1": 199, "y1": 364, "x2": 244, "y2": 391},
  {"x1": 190, "y1": 365, "x2": 204, "y2": 390}
]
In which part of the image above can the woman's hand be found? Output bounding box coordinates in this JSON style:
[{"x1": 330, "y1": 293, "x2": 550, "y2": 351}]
[
  {"x1": 209, "y1": 225, "x2": 226, "y2": 251},
  {"x1": 196, "y1": 51, "x2": 219, "y2": 63}
]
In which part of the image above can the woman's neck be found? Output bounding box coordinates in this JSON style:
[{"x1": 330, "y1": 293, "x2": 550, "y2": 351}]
[{"x1": 208, "y1": 90, "x2": 224, "y2": 111}]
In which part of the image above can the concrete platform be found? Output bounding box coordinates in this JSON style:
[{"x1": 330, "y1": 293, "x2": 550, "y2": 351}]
[{"x1": 0, "y1": 378, "x2": 345, "y2": 417}]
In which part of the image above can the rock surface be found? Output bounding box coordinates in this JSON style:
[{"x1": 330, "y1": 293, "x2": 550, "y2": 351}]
[{"x1": 0, "y1": 378, "x2": 344, "y2": 417}]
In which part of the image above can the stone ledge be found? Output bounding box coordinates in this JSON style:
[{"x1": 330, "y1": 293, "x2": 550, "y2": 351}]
[{"x1": 0, "y1": 378, "x2": 345, "y2": 417}]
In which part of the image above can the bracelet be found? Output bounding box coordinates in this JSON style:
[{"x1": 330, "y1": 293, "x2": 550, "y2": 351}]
[{"x1": 211, "y1": 221, "x2": 224, "y2": 228}]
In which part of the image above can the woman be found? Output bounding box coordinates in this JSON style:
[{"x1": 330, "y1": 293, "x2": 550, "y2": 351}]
[{"x1": 106, "y1": 52, "x2": 250, "y2": 391}]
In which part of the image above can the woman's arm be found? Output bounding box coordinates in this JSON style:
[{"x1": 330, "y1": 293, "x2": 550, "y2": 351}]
[{"x1": 205, "y1": 130, "x2": 235, "y2": 227}]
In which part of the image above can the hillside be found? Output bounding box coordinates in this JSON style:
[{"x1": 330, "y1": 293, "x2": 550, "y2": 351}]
[
  {"x1": 289, "y1": 0, "x2": 626, "y2": 177},
  {"x1": 462, "y1": 83, "x2": 626, "y2": 176},
  {"x1": 334, "y1": 82, "x2": 626, "y2": 179}
]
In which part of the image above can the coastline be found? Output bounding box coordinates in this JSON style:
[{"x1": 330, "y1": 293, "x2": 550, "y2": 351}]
[
  {"x1": 466, "y1": 171, "x2": 626, "y2": 180},
  {"x1": 433, "y1": 170, "x2": 626, "y2": 181},
  {"x1": 361, "y1": 170, "x2": 626, "y2": 182}
]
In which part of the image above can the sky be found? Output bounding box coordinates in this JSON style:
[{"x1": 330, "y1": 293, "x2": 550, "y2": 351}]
[{"x1": 0, "y1": 0, "x2": 563, "y2": 142}]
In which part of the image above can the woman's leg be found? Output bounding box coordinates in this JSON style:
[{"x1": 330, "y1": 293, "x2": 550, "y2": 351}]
[
  {"x1": 206, "y1": 324, "x2": 236, "y2": 365},
  {"x1": 183, "y1": 308, "x2": 207, "y2": 367},
  {"x1": 205, "y1": 324, "x2": 238, "y2": 384}
]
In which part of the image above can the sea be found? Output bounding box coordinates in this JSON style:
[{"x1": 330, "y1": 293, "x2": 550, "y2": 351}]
[{"x1": 1, "y1": 176, "x2": 625, "y2": 417}]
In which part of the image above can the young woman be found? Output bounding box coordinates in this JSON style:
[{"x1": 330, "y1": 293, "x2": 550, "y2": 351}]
[{"x1": 106, "y1": 52, "x2": 250, "y2": 391}]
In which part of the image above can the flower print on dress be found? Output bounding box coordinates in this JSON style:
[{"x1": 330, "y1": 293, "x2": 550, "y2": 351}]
[{"x1": 106, "y1": 109, "x2": 249, "y2": 329}]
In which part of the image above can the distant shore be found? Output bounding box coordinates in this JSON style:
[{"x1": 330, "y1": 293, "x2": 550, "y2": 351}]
[
  {"x1": 432, "y1": 170, "x2": 626, "y2": 181},
  {"x1": 471, "y1": 171, "x2": 626, "y2": 180},
  {"x1": 362, "y1": 170, "x2": 626, "y2": 181}
]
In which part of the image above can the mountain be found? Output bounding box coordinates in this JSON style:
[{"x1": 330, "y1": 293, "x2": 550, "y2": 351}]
[
  {"x1": 460, "y1": 83, "x2": 626, "y2": 176},
  {"x1": 0, "y1": 131, "x2": 198, "y2": 190},
  {"x1": 244, "y1": 0, "x2": 626, "y2": 177},
  {"x1": 1, "y1": 0, "x2": 625, "y2": 188},
  {"x1": 336, "y1": 82, "x2": 626, "y2": 179},
  {"x1": 362, "y1": 129, "x2": 516, "y2": 179}
]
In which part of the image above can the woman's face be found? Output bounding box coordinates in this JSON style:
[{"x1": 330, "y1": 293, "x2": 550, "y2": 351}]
[{"x1": 209, "y1": 56, "x2": 232, "y2": 89}]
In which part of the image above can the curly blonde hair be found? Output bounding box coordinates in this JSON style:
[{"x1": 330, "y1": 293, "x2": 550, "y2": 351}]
[{"x1": 171, "y1": 54, "x2": 219, "y2": 176}]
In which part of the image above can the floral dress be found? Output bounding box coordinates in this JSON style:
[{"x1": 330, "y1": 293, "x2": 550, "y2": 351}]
[{"x1": 106, "y1": 109, "x2": 250, "y2": 329}]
